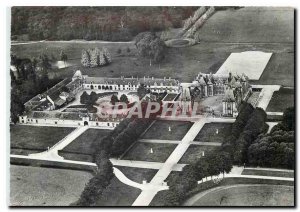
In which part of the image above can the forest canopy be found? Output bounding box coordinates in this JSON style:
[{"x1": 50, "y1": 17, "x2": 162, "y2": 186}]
[{"x1": 11, "y1": 6, "x2": 197, "y2": 41}]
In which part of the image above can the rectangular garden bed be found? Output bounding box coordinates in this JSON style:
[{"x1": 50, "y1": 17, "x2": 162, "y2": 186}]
[
  {"x1": 58, "y1": 129, "x2": 111, "y2": 161},
  {"x1": 122, "y1": 142, "x2": 177, "y2": 163},
  {"x1": 142, "y1": 120, "x2": 193, "y2": 140},
  {"x1": 10, "y1": 125, "x2": 75, "y2": 153},
  {"x1": 179, "y1": 145, "x2": 220, "y2": 164},
  {"x1": 193, "y1": 123, "x2": 232, "y2": 143}
]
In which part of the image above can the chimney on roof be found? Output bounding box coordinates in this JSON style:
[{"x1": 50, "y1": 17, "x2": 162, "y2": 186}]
[
  {"x1": 152, "y1": 77, "x2": 154, "y2": 80},
  {"x1": 169, "y1": 77, "x2": 171, "y2": 80},
  {"x1": 132, "y1": 76, "x2": 133, "y2": 79},
  {"x1": 164, "y1": 77, "x2": 166, "y2": 81},
  {"x1": 144, "y1": 76, "x2": 145, "y2": 81}
]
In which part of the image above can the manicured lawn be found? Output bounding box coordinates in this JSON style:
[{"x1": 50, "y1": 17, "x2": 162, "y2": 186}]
[
  {"x1": 254, "y1": 53, "x2": 294, "y2": 87},
  {"x1": 179, "y1": 145, "x2": 220, "y2": 164},
  {"x1": 122, "y1": 142, "x2": 177, "y2": 163},
  {"x1": 95, "y1": 176, "x2": 141, "y2": 206},
  {"x1": 95, "y1": 166, "x2": 158, "y2": 206},
  {"x1": 115, "y1": 166, "x2": 157, "y2": 183},
  {"x1": 10, "y1": 125, "x2": 75, "y2": 154},
  {"x1": 187, "y1": 184, "x2": 294, "y2": 206},
  {"x1": 266, "y1": 88, "x2": 294, "y2": 112},
  {"x1": 194, "y1": 123, "x2": 232, "y2": 143},
  {"x1": 242, "y1": 169, "x2": 294, "y2": 178},
  {"x1": 58, "y1": 129, "x2": 111, "y2": 162},
  {"x1": 10, "y1": 165, "x2": 93, "y2": 206},
  {"x1": 142, "y1": 120, "x2": 193, "y2": 140}
]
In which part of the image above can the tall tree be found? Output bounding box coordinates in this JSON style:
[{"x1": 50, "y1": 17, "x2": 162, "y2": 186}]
[
  {"x1": 282, "y1": 107, "x2": 295, "y2": 131},
  {"x1": 120, "y1": 94, "x2": 129, "y2": 103},
  {"x1": 102, "y1": 47, "x2": 112, "y2": 64},
  {"x1": 81, "y1": 50, "x2": 91, "y2": 67},
  {"x1": 137, "y1": 83, "x2": 148, "y2": 99},
  {"x1": 37, "y1": 53, "x2": 52, "y2": 72},
  {"x1": 111, "y1": 94, "x2": 119, "y2": 105},
  {"x1": 89, "y1": 48, "x2": 99, "y2": 68},
  {"x1": 60, "y1": 50, "x2": 68, "y2": 67}
]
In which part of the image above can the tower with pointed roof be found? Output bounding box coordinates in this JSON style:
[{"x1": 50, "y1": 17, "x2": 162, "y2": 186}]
[{"x1": 179, "y1": 84, "x2": 192, "y2": 115}]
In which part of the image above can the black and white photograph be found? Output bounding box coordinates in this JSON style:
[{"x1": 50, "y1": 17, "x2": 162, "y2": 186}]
[{"x1": 7, "y1": 3, "x2": 295, "y2": 207}]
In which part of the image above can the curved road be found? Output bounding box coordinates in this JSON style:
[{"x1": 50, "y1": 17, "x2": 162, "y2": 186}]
[{"x1": 184, "y1": 184, "x2": 294, "y2": 206}]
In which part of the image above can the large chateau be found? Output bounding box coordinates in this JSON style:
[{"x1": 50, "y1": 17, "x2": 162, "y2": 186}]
[{"x1": 19, "y1": 70, "x2": 252, "y2": 127}]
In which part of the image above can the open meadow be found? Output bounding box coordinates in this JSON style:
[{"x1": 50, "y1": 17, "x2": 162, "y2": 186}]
[
  {"x1": 10, "y1": 165, "x2": 93, "y2": 206},
  {"x1": 187, "y1": 184, "x2": 294, "y2": 206}
]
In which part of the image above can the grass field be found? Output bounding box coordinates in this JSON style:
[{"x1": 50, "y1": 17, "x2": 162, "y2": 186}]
[
  {"x1": 187, "y1": 184, "x2": 294, "y2": 206},
  {"x1": 11, "y1": 8, "x2": 294, "y2": 87},
  {"x1": 95, "y1": 176, "x2": 141, "y2": 206},
  {"x1": 142, "y1": 120, "x2": 193, "y2": 140},
  {"x1": 122, "y1": 142, "x2": 177, "y2": 163},
  {"x1": 10, "y1": 125, "x2": 75, "y2": 154},
  {"x1": 254, "y1": 53, "x2": 294, "y2": 87},
  {"x1": 242, "y1": 169, "x2": 294, "y2": 178},
  {"x1": 194, "y1": 123, "x2": 232, "y2": 143},
  {"x1": 58, "y1": 128, "x2": 111, "y2": 161},
  {"x1": 115, "y1": 166, "x2": 157, "y2": 183},
  {"x1": 95, "y1": 166, "x2": 157, "y2": 206},
  {"x1": 151, "y1": 176, "x2": 294, "y2": 206},
  {"x1": 10, "y1": 165, "x2": 93, "y2": 206},
  {"x1": 11, "y1": 41, "x2": 230, "y2": 82},
  {"x1": 266, "y1": 88, "x2": 294, "y2": 112},
  {"x1": 196, "y1": 7, "x2": 294, "y2": 43},
  {"x1": 179, "y1": 145, "x2": 220, "y2": 164}
]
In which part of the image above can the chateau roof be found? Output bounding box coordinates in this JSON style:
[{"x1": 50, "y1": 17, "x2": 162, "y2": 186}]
[{"x1": 84, "y1": 76, "x2": 178, "y2": 87}]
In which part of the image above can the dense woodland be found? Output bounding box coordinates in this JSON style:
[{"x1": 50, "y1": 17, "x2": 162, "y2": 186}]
[
  {"x1": 10, "y1": 54, "x2": 62, "y2": 123},
  {"x1": 11, "y1": 7, "x2": 197, "y2": 41}
]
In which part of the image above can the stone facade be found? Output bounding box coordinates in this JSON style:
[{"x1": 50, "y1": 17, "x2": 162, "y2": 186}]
[{"x1": 19, "y1": 70, "x2": 253, "y2": 127}]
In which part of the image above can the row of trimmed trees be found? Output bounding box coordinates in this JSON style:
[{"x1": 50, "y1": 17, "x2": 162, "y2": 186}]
[
  {"x1": 81, "y1": 47, "x2": 112, "y2": 67},
  {"x1": 222, "y1": 103, "x2": 294, "y2": 168},
  {"x1": 163, "y1": 151, "x2": 233, "y2": 206},
  {"x1": 222, "y1": 103, "x2": 269, "y2": 165},
  {"x1": 74, "y1": 117, "x2": 152, "y2": 206}
]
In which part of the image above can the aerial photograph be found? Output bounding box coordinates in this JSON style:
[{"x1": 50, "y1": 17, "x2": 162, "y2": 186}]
[{"x1": 9, "y1": 6, "x2": 295, "y2": 206}]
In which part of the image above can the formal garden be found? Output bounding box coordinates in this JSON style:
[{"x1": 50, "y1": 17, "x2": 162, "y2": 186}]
[
  {"x1": 58, "y1": 129, "x2": 111, "y2": 162},
  {"x1": 94, "y1": 166, "x2": 158, "y2": 206},
  {"x1": 193, "y1": 123, "x2": 232, "y2": 143},
  {"x1": 122, "y1": 142, "x2": 177, "y2": 163},
  {"x1": 141, "y1": 120, "x2": 193, "y2": 140},
  {"x1": 10, "y1": 125, "x2": 75, "y2": 155},
  {"x1": 179, "y1": 145, "x2": 221, "y2": 164}
]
